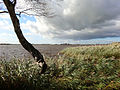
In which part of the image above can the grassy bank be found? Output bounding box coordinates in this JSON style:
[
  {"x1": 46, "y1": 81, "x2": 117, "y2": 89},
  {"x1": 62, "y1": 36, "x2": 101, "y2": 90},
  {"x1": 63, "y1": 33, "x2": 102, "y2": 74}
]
[{"x1": 0, "y1": 43, "x2": 120, "y2": 90}]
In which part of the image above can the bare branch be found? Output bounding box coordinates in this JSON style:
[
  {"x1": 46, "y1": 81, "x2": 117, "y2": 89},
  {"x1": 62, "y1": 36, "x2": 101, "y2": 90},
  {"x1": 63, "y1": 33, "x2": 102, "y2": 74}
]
[
  {"x1": 0, "y1": 10, "x2": 19, "y2": 17},
  {"x1": 15, "y1": 8, "x2": 33, "y2": 17},
  {"x1": 19, "y1": 10, "x2": 56, "y2": 18},
  {"x1": 22, "y1": 0, "x2": 54, "y2": 17},
  {"x1": 19, "y1": 11, "x2": 46, "y2": 17},
  {"x1": 0, "y1": 11, "x2": 8, "y2": 13},
  {"x1": 20, "y1": 8, "x2": 33, "y2": 12}
]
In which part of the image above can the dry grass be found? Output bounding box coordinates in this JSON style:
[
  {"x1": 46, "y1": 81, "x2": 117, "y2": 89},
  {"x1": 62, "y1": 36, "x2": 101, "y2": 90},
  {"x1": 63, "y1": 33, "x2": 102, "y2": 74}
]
[{"x1": 0, "y1": 43, "x2": 120, "y2": 89}]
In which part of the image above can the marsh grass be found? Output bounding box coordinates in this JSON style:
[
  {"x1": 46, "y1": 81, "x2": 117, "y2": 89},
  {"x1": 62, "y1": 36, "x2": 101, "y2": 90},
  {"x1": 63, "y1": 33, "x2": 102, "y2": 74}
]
[{"x1": 0, "y1": 43, "x2": 120, "y2": 90}]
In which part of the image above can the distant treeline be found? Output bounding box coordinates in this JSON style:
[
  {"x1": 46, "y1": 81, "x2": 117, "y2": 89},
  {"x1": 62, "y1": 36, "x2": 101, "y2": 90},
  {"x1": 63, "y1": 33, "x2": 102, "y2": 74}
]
[{"x1": 0, "y1": 43, "x2": 11, "y2": 45}]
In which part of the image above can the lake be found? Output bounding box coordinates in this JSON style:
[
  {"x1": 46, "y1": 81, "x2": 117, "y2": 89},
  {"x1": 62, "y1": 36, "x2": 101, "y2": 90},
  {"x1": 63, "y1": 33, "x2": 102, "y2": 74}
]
[{"x1": 0, "y1": 44, "x2": 80, "y2": 60}]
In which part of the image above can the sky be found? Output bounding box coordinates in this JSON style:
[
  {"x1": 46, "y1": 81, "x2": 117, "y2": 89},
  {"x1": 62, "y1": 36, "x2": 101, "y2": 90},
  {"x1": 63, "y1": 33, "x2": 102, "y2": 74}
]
[{"x1": 0, "y1": 0, "x2": 120, "y2": 44}]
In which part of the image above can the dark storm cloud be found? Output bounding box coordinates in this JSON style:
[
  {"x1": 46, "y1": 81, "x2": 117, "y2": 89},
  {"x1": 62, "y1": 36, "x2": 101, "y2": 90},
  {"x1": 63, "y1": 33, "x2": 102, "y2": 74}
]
[{"x1": 27, "y1": 0, "x2": 120, "y2": 40}]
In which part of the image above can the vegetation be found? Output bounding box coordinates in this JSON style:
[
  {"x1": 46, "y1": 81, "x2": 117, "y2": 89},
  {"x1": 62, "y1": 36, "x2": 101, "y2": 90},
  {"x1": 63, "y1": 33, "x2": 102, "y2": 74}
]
[{"x1": 0, "y1": 43, "x2": 120, "y2": 90}]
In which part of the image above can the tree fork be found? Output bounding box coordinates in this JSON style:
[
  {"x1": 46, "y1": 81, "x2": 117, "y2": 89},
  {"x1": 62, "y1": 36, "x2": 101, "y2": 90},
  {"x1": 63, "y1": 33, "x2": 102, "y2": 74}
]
[{"x1": 3, "y1": 0, "x2": 47, "y2": 74}]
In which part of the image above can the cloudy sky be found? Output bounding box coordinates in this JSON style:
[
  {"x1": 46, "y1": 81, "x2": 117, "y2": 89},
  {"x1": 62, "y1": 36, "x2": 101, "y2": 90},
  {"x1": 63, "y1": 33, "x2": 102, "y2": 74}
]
[{"x1": 0, "y1": 0, "x2": 120, "y2": 44}]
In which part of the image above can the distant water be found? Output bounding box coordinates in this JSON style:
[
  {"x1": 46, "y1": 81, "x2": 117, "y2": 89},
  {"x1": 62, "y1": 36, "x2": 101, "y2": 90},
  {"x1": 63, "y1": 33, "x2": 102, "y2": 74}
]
[
  {"x1": 0, "y1": 44, "x2": 79, "y2": 60},
  {"x1": 0, "y1": 45, "x2": 30, "y2": 60}
]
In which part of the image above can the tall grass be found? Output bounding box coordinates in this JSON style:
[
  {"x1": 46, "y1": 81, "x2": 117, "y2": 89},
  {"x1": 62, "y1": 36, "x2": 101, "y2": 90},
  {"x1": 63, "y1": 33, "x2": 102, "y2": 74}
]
[{"x1": 0, "y1": 43, "x2": 120, "y2": 90}]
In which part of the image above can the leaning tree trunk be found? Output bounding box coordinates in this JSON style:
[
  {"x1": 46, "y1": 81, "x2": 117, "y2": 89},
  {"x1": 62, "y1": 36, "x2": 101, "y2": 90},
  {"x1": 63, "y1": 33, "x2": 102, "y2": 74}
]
[{"x1": 3, "y1": 0, "x2": 47, "y2": 74}]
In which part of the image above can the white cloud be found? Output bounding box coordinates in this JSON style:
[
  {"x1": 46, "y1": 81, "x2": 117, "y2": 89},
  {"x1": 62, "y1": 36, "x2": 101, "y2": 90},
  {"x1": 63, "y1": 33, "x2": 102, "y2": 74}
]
[
  {"x1": 0, "y1": 14, "x2": 10, "y2": 19},
  {"x1": 24, "y1": 0, "x2": 120, "y2": 41},
  {"x1": 0, "y1": 14, "x2": 13, "y2": 31},
  {"x1": 2, "y1": 0, "x2": 120, "y2": 44},
  {"x1": 0, "y1": 33, "x2": 14, "y2": 37},
  {"x1": 0, "y1": 32, "x2": 18, "y2": 44}
]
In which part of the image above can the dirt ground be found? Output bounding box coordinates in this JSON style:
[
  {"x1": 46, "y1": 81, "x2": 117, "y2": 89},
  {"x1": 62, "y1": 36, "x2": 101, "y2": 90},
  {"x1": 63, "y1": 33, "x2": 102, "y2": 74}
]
[{"x1": 0, "y1": 44, "x2": 81, "y2": 60}]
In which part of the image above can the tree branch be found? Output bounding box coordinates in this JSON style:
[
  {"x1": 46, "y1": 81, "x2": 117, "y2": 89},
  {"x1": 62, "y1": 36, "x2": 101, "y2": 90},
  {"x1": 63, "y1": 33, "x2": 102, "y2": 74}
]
[
  {"x1": 19, "y1": 11, "x2": 55, "y2": 18},
  {"x1": 0, "y1": 7, "x2": 55, "y2": 18},
  {"x1": 16, "y1": 8, "x2": 56, "y2": 18},
  {"x1": 0, "y1": 11, "x2": 8, "y2": 13},
  {"x1": 0, "y1": 10, "x2": 20, "y2": 17},
  {"x1": 15, "y1": 8, "x2": 33, "y2": 17},
  {"x1": 20, "y1": 8, "x2": 33, "y2": 12}
]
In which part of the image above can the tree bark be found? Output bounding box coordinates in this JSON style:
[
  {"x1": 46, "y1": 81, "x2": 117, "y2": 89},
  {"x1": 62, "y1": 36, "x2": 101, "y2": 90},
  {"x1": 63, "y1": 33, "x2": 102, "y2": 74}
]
[{"x1": 3, "y1": 0, "x2": 47, "y2": 74}]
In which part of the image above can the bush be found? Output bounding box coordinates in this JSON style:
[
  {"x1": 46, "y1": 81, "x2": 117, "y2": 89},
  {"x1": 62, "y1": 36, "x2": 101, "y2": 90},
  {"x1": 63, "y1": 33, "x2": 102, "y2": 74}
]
[
  {"x1": 58, "y1": 43, "x2": 120, "y2": 89},
  {"x1": 0, "y1": 43, "x2": 120, "y2": 89}
]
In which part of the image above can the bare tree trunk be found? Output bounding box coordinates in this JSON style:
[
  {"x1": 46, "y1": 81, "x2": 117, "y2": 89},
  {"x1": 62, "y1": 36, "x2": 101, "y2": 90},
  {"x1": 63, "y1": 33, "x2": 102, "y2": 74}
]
[{"x1": 3, "y1": 0, "x2": 47, "y2": 74}]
